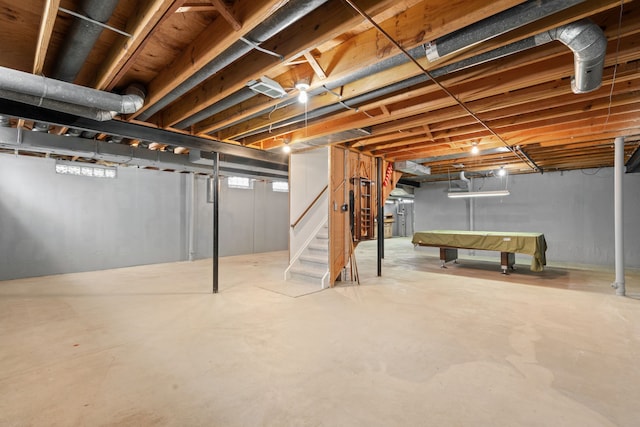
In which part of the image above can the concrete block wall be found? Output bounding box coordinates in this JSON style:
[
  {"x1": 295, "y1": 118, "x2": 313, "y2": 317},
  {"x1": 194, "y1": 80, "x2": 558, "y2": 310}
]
[{"x1": 0, "y1": 154, "x2": 288, "y2": 280}]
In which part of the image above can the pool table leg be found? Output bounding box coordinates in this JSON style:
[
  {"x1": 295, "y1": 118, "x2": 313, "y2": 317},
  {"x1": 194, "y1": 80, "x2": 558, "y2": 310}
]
[
  {"x1": 501, "y1": 252, "x2": 515, "y2": 274},
  {"x1": 439, "y1": 248, "x2": 458, "y2": 268}
]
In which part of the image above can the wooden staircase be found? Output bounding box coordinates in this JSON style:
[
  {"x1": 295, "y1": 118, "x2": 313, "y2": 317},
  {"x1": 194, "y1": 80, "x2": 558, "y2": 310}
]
[{"x1": 287, "y1": 222, "x2": 329, "y2": 288}]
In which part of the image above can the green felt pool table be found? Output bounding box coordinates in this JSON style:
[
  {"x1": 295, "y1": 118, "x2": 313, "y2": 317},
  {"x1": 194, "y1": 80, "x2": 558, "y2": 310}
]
[{"x1": 412, "y1": 230, "x2": 547, "y2": 273}]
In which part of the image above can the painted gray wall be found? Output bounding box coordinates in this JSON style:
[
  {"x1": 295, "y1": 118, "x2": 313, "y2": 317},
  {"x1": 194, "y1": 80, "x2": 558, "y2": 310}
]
[
  {"x1": 414, "y1": 168, "x2": 640, "y2": 268},
  {"x1": 0, "y1": 154, "x2": 288, "y2": 280},
  {"x1": 193, "y1": 175, "x2": 289, "y2": 258}
]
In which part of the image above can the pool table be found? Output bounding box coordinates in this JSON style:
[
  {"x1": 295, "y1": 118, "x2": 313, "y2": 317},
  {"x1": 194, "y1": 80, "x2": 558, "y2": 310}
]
[{"x1": 412, "y1": 230, "x2": 547, "y2": 273}]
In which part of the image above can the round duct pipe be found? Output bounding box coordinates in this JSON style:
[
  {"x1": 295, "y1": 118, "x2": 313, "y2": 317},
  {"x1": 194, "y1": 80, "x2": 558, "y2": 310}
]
[
  {"x1": 137, "y1": 0, "x2": 330, "y2": 121},
  {"x1": 32, "y1": 122, "x2": 50, "y2": 132}
]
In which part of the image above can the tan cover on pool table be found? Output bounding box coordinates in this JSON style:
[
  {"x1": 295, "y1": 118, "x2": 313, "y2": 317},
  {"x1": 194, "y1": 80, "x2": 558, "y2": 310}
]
[{"x1": 412, "y1": 230, "x2": 547, "y2": 272}]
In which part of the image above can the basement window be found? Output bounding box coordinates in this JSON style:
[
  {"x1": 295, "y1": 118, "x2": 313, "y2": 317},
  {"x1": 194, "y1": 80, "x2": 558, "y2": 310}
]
[
  {"x1": 55, "y1": 161, "x2": 116, "y2": 179},
  {"x1": 272, "y1": 181, "x2": 289, "y2": 192},
  {"x1": 227, "y1": 176, "x2": 253, "y2": 189}
]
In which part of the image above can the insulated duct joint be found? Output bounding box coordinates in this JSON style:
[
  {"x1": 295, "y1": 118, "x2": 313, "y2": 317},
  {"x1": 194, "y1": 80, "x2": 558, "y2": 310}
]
[{"x1": 535, "y1": 19, "x2": 607, "y2": 94}]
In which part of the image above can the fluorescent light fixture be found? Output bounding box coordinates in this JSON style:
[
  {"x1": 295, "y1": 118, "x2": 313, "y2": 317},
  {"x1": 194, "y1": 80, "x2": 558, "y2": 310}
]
[{"x1": 447, "y1": 190, "x2": 510, "y2": 198}]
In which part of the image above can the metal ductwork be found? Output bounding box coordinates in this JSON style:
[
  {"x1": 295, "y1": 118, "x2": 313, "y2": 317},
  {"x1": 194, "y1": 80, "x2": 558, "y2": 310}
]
[
  {"x1": 394, "y1": 160, "x2": 431, "y2": 176},
  {"x1": 535, "y1": 19, "x2": 607, "y2": 93},
  {"x1": 175, "y1": 87, "x2": 256, "y2": 129},
  {"x1": 0, "y1": 89, "x2": 117, "y2": 121},
  {"x1": 177, "y1": 0, "x2": 601, "y2": 140},
  {"x1": 186, "y1": 0, "x2": 582, "y2": 134},
  {"x1": 232, "y1": 15, "x2": 607, "y2": 141},
  {"x1": 423, "y1": 0, "x2": 605, "y2": 94},
  {"x1": 193, "y1": 44, "x2": 426, "y2": 133},
  {"x1": 459, "y1": 171, "x2": 471, "y2": 188},
  {"x1": 424, "y1": 0, "x2": 584, "y2": 61},
  {"x1": 52, "y1": 0, "x2": 120, "y2": 83},
  {"x1": 137, "y1": 0, "x2": 330, "y2": 121},
  {"x1": 32, "y1": 122, "x2": 50, "y2": 133},
  {"x1": 0, "y1": 67, "x2": 145, "y2": 120}
]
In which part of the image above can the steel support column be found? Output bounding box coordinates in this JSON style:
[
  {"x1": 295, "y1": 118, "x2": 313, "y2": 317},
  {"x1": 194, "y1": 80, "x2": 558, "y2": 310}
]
[
  {"x1": 213, "y1": 152, "x2": 220, "y2": 294},
  {"x1": 377, "y1": 157, "x2": 383, "y2": 276}
]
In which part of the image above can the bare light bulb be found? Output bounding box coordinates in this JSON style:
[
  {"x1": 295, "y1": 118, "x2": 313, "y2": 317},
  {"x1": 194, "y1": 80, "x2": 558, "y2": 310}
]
[
  {"x1": 471, "y1": 144, "x2": 479, "y2": 155},
  {"x1": 497, "y1": 167, "x2": 506, "y2": 177},
  {"x1": 295, "y1": 82, "x2": 310, "y2": 104},
  {"x1": 282, "y1": 144, "x2": 291, "y2": 153}
]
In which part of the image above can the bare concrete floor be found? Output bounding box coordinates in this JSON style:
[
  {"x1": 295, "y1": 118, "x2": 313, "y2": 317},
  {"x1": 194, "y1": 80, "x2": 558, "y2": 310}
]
[{"x1": 1, "y1": 237, "x2": 639, "y2": 426}]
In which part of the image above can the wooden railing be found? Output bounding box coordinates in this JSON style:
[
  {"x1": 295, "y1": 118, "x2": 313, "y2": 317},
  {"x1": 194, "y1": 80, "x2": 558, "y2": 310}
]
[{"x1": 291, "y1": 185, "x2": 328, "y2": 229}]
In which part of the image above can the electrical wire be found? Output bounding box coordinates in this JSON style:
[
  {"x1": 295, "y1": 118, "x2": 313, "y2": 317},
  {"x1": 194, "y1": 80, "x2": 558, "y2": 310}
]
[
  {"x1": 604, "y1": 0, "x2": 624, "y2": 128},
  {"x1": 341, "y1": 0, "x2": 538, "y2": 172}
]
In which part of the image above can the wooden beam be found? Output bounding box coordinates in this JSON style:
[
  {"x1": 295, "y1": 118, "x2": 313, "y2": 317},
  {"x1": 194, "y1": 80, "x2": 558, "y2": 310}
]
[
  {"x1": 33, "y1": 0, "x2": 61, "y2": 75},
  {"x1": 176, "y1": 3, "x2": 217, "y2": 13},
  {"x1": 214, "y1": 0, "x2": 637, "y2": 144},
  {"x1": 160, "y1": 0, "x2": 397, "y2": 127},
  {"x1": 94, "y1": 0, "x2": 182, "y2": 90},
  {"x1": 129, "y1": 0, "x2": 284, "y2": 119},
  {"x1": 303, "y1": 52, "x2": 327, "y2": 80},
  {"x1": 210, "y1": 0, "x2": 242, "y2": 31},
  {"x1": 191, "y1": 0, "x2": 522, "y2": 134}
]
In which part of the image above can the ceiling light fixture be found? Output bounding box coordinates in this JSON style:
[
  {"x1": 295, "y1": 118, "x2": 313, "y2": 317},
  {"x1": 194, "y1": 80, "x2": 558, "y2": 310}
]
[
  {"x1": 471, "y1": 142, "x2": 479, "y2": 155},
  {"x1": 447, "y1": 190, "x2": 510, "y2": 198},
  {"x1": 249, "y1": 76, "x2": 286, "y2": 98},
  {"x1": 497, "y1": 166, "x2": 507, "y2": 177},
  {"x1": 282, "y1": 143, "x2": 291, "y2": 153},
  {"x1": 295, "y1": 82, "x2": 310, "y2": 104}
]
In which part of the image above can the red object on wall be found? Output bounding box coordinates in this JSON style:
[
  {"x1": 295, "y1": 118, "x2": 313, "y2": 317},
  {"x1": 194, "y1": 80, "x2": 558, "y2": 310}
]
[{"x1": 383, "y1": 163, "x2": 393, "y2": 187}]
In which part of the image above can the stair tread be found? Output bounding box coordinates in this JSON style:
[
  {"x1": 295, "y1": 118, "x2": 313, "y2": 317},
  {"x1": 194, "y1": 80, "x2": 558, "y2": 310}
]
[
  {"x1": 290, "y1": 266, "x2": 327, "y2": 279},
  {"x1": 308, "y1": 243, "x2": 328, "y2": 251},
  {"x1": 300, "y1": 254, "x2": 328, "y2": 264}
]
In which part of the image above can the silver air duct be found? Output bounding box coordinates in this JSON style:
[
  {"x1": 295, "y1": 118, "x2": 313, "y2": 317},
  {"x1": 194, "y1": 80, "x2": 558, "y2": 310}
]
[
  {"x1": 394, "y1": 160, "x2": 431, "y2": 176},
  {"x1": 535, "y1": 19, "x2": 607, "y2": 93},
  {"x1": 0, "y1": 66, "x2": 145, "y2": 120},
  {"x1": 53, "y1": 0, "x2": 120, "y2": 83}
]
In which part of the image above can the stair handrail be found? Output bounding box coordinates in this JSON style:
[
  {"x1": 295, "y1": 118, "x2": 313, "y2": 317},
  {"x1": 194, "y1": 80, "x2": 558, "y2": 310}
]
[
  {"x1": 284, "y1": 218, "x2": 328, "y2": 281},
  {"x1": 291, "y1": 185, "x2": 328, "y2": 229}
]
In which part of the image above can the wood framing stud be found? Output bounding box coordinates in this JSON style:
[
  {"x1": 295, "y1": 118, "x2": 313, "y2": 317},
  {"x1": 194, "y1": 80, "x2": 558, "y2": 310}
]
[
  {"x1": 176, "y1": 3, "x2": 217, "y2": 13},
  {"x1": 211, "y1": 0, "x2": 242, "y2": 31},
  {"x1": 33, "y1": 0, "x2": 61, "y2": 75},
  {"x1": 304, "y1": 52, "x2": 327, "y2": 80}
]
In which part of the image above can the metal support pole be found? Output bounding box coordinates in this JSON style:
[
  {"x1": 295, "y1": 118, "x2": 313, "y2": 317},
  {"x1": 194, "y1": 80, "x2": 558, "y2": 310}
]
[
  {"x1": 377, "y1": 157, "x2": 383, "y2": 276},
  {"x1": 213, "y1": 152, "x2": 220, "y2": 294},
  {"x1": 188, "y1": 172, "x2": 196, "y2": 261},
  {"x1": 612, "y1": 136, "x2": 625, "y2": 296}
]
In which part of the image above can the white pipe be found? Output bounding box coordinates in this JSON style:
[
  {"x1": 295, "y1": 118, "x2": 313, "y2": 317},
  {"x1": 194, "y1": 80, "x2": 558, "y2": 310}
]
[
  {"x1": 188, "y1": 172, "x2": 196, "y2": 261},
  {"x1": 612, "y1": 136, "x2": 625, "y2": 296},
  {"x1": 469, "y1": 177, "x2": 475, "y2": 231}
]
